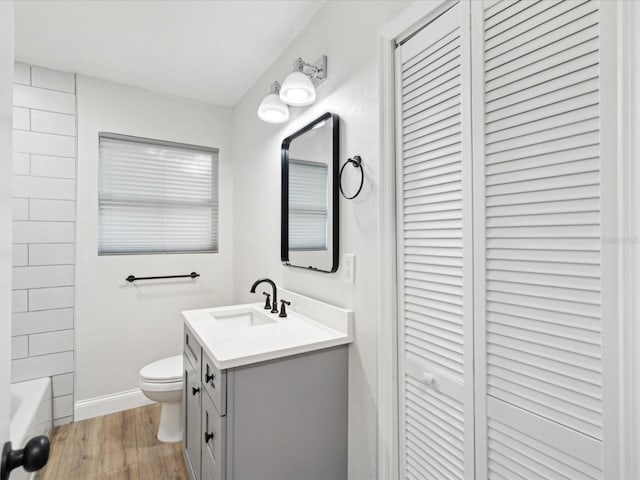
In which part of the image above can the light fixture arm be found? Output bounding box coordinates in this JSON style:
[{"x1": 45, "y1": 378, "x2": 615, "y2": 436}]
[
  {"x1": 270, "y1": 81, "x2": 282, "y2": 94},
  {"x1": 292, "y1": 55, "x2": 327, "y2": 86}
]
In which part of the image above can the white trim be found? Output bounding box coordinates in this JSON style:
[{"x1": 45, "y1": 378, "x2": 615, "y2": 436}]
[
  {"x1": 599, "y1": 2, "x2": 621, "y2": 477},
  {"x1": 469, "y1": 3, "x2": 488, "y2": 478},
  {"x1": 74, "y1": 388, "x2": 154, "y2": 421},
  {"x1": 617, "y1": 1, "x2": 639, "y2": 478},
  {"x1": 0, "y1": 0, "x2": 13, "y2": 443},
  {"x1": 376, "y1": 2, "x2": 456, "y2": 479}
]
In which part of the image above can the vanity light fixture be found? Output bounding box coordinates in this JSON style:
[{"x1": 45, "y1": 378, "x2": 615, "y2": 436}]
[
  {"x1": 280, "y1": 56, "x2": 327, "y2": 106},
  {"x1": 257, "y1": 81, "x2": 290, "y2": 124},
  {"x1": 257, "y1": 56, "x2": 328, "y2": 123}
]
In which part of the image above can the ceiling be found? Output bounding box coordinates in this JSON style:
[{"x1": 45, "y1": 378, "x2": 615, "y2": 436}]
[{"x1": 14, "y1": 0, "x2": 325, "y2": 106}]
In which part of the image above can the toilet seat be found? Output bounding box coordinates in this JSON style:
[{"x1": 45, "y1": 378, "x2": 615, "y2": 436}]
[
  {"x1": 140, "y1": 354, "x2": 183, "y2": 384},
  {"x1": 139, "y1": 378, "x2": 182, "y2": 393}
]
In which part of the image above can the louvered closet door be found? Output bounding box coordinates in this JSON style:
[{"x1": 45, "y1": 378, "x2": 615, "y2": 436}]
[
  {"x1": 396, "y1": 3, "x2": 475, "y2": 479},
  {"x1": 472, "y1": 1, "x2": 619, "y2": 478}
]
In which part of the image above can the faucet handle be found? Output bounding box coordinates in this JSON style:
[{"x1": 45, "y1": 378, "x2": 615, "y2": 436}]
[
  {"x1": 262, "y1": 292, "x2": 271, "y2": 310},
  {"x1": 279, "y1": 300, "x2": 291, "y2": 318}
]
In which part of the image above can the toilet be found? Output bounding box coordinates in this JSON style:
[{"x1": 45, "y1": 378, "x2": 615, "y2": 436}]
[{"x1": 139, "y1": 355, "x2": 183, "y2": 443}]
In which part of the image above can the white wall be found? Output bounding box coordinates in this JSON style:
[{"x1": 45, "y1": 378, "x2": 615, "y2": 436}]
[
  {"x1": 0, "y1": 0, "x2": 14, "y2": 444},
  {"x1": 231, "y1": 1, "x2": 409, "y2": 478},
  {"x1": 11, "y1": 62, "x2": 77, "y2": 426},
  {"x1": 75, "y1": 77, "x2": 234, "y2": 413}
]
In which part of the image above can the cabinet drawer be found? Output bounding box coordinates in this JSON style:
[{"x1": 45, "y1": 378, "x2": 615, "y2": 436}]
[
  {"x1": 202, "y1": 391, "x2": 225, "y2": 480},
  {"x1": 202, "y1": 351, "x2": 226, "y2": 415},
  {"x1": 184, "y1": 325, "x2": 201, "y2": 370}
]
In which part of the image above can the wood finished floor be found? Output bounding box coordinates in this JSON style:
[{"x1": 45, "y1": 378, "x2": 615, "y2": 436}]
[{"x1": 40, "y1": 404, "x2": 189, "y2": 480}]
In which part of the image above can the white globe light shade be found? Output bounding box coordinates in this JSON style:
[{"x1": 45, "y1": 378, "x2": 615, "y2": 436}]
[
  {"x1": 279, "y1": 71, "x2": 316, "y2": 106},
  {"x1": 257, "y1": 93, "x2": 290, "y2": 124}
]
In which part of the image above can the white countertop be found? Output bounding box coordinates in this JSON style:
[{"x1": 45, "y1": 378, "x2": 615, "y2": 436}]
[{"x1": 182, "y1": 289, "x2": 353, "y2": 370}]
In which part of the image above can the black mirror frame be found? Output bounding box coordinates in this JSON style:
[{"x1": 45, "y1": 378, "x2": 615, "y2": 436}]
[{"x1": 281, "y1": 112, "x2": 340, "y2": 273}]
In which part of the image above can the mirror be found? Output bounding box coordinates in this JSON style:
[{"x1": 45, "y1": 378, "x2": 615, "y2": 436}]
[{"x1": 281, "y1": 112, "x2": 339, "y2": 273}]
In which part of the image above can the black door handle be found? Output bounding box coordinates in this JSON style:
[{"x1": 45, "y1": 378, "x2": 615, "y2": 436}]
[
  {"x1": 205, "y1": 372, "x2": 215, "y2": 384},
  {"x1": 204, "y1": 432, "x2": 214, "y2": 443},
  {"x1": 1, "y1": 436, "x2": 50, "y2": 480},
  {"x1": 192, "y1": 387, "x2": 200, "y2": 396}
]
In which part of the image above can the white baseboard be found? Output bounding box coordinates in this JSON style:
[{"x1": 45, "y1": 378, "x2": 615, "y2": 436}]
[{"x1": 74, "y1": 388, "x2": 154, "y2": 421}]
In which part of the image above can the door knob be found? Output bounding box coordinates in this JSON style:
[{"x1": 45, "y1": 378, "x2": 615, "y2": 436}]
[
  {"x1": 204, "y1": 432, "x2": 214, "y2": 443},
  {"x1": 1, "y1": 436, "x2": 50, "y2": 480},
  {"x1": 205, "y1": 372, "x2": 215, "y2": 384},
  {"x1": 192, "y1": 386, "x2": 200, "y2": 396},
  {"x1": 422, "y1": 372, "x2": 434, "y2": 386}
]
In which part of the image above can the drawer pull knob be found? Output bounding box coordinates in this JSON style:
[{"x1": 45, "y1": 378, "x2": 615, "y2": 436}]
[
  {"x1": 192, "y1": 387, "x2": 200, "y2": 396},
  {"x1": 204, "y1": 432, "x2": 214, "y2": 443},
  {"x1": 205, "y1": 372, "x2": 215, "y2": 384}
]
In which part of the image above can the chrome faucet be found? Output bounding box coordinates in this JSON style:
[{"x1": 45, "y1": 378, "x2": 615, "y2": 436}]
[{"x1": 250, "y1": 278, "x2": 278, "y2": 314}]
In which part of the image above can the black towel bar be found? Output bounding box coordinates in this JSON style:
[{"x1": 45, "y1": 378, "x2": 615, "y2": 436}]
[{"x1": 126, "y1": 272, "x2": 199, "y2": 283}]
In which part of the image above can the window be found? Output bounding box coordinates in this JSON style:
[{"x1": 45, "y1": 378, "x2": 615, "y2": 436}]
[
  {"x1": 98, "y1": 133, "x2": 218, "y2": 255},
  {"x1": 288, "y1": 159, "x2": 328, "y2": 251}
]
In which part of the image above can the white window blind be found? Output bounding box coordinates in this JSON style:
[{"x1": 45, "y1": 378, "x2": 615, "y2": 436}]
[
  {"x1": 288, "y1": 159, "x2": 328, "y2": 251},
  {"x1": 98, "y1": 133, "x2": 218, "y2": 255}
]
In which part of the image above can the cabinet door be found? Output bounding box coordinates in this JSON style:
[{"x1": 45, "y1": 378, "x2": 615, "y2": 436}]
[
  {"x1": 202, "y1": 352, "x2": 226, "y2": 415},
  {"x1": 395, "y1": 2, "x2": 475, "y2": 479},
  {"x1": 471, "y1": 0, "x2": 619, "y2": 478},
  {"x1": 201, "y1": 391, "x2": 226, "y2": 480},
  {"x1": 184, "y1": 355, "x2": 202, "y2": 480}
]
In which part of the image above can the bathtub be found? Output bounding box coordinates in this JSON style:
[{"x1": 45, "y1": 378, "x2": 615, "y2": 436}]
[{"x1": 10, "y1": 378, "x2": 53, "y2": 480}]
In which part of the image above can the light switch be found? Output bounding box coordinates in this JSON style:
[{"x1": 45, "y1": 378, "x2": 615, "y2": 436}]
[{"x1": 342, "y1": 254, "x2": 355, "y2": 284}]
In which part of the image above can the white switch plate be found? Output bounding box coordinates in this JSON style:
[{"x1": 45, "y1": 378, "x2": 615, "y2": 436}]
[{"x1": 342, "y1": 254, "x2": 355, "y2": 284}]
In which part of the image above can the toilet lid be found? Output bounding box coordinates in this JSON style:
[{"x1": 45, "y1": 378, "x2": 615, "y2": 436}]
[{"x1": 140, "y1": 355, "x2": 183, "y2": 383}]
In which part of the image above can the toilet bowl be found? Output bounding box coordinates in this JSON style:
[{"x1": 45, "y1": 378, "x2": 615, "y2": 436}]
[{"x1": 139, "y1": 355, "x2": 183, "y2": 443}]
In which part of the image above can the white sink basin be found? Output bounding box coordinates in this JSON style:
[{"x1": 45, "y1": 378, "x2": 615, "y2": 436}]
[
  {"x1": 182, "y1": 289, "x2": 354, "y2": 369},
  {"x1": 210, "y1": 308, "x2": 276, "y2": 328}
]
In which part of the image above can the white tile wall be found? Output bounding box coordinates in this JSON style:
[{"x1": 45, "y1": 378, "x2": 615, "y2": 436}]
[
  {"x1": 12, "y1": 198, "x2": 28, "y2": 221},
  {"x1": 13, "y1": 130, "x2": 76, "y2": 157},
  {"x1": 52, "y1": 395, "x2": 74, "y2": 418},
  {"x1": 31, "y1": 66, "x2": 75, "y2": 94},
  {"x1": 52, "y1": 372, "x2": 73, "y2": 397},
  {"x1": 11, "y1": 351, "x2": 74, "y2": 383},
  {"x1": 13, "y1": 107, "x2": 29, "y2": 130},
  {"x1": 12, "y1": 244, "x2": 28, "y2": 267},
  {"x1": 29, "y1": 286, "x2": 74, "y2": 311},
  {"x1": 13, "y1": 265, "x2": 74, "y2": 289},
  {"x1": 12, "y1": 152, "x2": 29, "y2": 175},
  {"x1": 13, "y1": 84, "x2": 75, "y2": 114},
  {"x1": 31, "y1": 110, "x2": 75, "y2": 136},
  {"x1": 30, "y1": 199, "x2": 75, "y2": 221},
  {"x1": 29, "y1": 243, "x2": 74, "y2": 266},
  {"x1": 11, "y1": 336, "x2": 28, "y2": 360},
  {"x1": 30, "y1": 155, "x2": 75, "y2": 179},
  {"x1": 29, "y1": 329, "x2": 73, "y2": 356},
  {"x1": 13, "y1": 175, "x2": 75, "y2": 200},
  {"x1": 12, "y1": 290, "x2": 27, "y2": 313},
  {"x1": 54, "y1": 416, "x2": 73, "y2": 428},
  {"x1": 14, "y1": 62, "x2": 30, "y2": 85},
  {"x1": 12, "y1": 63, "x2": 77, "y2": 422},
  {"x1": 13, "y1": 221, "x2": 74, "y2": 243},
  {"x1": 12, "y1": 308, "x2": 74, "y2": 336}
]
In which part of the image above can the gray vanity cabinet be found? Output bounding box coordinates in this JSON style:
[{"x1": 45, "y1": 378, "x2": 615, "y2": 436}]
[{"x1": 183, "y1": 325, "x2": 348, "y2": 480}]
